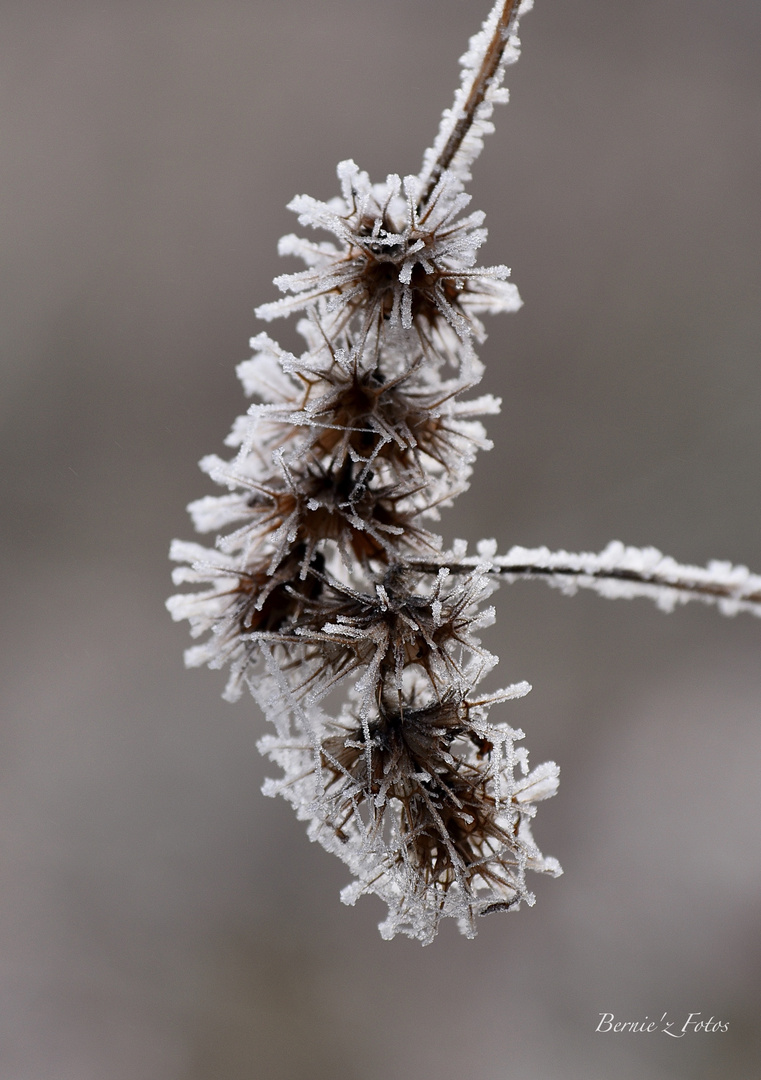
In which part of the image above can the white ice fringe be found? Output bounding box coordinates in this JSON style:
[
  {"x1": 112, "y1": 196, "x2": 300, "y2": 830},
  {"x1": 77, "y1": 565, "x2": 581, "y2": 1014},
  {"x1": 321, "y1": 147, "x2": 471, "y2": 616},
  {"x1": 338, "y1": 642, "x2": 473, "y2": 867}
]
[
  {"x1": 418, "y1": 0, "x2": 533, "y2": 195},
  {"x1": 482, "y1": 541, "x2": 761, "y2": 618}
]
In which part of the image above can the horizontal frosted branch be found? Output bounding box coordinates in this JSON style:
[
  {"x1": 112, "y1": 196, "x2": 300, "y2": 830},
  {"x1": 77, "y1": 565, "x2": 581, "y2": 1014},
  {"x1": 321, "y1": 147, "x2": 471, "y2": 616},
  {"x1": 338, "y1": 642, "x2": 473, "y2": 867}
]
[{"x1": 410, "y1": 540, "x2": 761, "y2": 618}]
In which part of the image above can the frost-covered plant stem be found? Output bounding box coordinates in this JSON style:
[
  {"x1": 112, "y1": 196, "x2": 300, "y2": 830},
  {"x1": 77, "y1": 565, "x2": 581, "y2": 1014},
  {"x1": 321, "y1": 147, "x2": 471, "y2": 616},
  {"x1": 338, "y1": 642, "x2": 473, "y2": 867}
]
[
  {"x1": 417, "y1": 0, "x2": 522, "y2": 206},
  {"x1": 168, "y1": 0, "x2": 760, "y2": 944},
  {"x1": 411, "y1": 541, "x2": 761, "y2": 618}
]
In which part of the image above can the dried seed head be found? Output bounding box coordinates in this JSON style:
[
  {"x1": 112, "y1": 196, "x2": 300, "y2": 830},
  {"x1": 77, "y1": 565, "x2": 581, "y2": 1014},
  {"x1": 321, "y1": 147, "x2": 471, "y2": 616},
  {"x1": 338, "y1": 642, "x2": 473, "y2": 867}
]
[
  {"x1": 288, "y1": 566, "x2": 498, "y2": 705},
  {"x1": 255, "y1": 164, "x2": 521, "y2": 353},
  {"x1": 260, "y1": 679, "x2": 560, "y2": 943},
  {"x1": 236, "y1": 333, "x2": 500, "y2": 508}
]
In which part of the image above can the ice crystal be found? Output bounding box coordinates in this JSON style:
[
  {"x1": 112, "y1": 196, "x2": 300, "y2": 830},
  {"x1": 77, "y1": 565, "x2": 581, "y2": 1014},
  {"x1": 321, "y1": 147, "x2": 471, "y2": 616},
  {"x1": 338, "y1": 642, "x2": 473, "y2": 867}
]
[{"x1": 168, "y1": 0, "x2": 761, "y2": 943}]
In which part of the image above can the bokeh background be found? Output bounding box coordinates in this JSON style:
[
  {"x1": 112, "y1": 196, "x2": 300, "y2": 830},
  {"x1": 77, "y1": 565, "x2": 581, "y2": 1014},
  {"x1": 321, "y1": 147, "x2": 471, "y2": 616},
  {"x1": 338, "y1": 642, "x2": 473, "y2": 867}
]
[{"x1": 2, "y1": 1, "x2": 760, "y2": 1077}]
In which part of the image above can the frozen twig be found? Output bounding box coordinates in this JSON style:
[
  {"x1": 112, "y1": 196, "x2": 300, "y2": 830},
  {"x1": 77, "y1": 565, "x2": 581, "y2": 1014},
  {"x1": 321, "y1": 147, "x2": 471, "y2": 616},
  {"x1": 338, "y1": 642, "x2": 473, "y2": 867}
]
[
  {"x1": 418, "y1": 0, "x2": 529, "y2": 206},
  {"x1": 409, "y1": 541, "x2": 761, "y2": 618}
]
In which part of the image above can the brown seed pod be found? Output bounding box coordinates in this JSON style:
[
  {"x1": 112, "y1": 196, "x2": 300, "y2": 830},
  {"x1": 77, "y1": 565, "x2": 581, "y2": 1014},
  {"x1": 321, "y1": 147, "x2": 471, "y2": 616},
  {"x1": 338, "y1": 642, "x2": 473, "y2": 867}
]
[{"x1": 319, "y1": 692, "x2": 532, "y2": 904}]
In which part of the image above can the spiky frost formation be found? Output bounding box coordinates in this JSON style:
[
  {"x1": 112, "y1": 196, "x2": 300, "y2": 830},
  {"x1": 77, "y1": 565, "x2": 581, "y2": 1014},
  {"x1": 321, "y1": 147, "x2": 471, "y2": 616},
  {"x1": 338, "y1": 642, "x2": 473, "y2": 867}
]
[
  {"x1": 168, "y1": 0, "x2": 563, "y2": 942},
  {"x1": 259, "y1": 681, "x2": 560, "y2": 944},
  {"x1": 255, "y1": 163, "x2": 522, "y2": 357}
]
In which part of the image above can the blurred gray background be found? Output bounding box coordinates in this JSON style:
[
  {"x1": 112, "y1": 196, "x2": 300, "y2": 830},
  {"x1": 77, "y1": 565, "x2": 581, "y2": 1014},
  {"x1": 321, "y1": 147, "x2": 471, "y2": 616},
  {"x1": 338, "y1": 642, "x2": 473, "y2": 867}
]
[{"x1": 2, "y1": 1, "x2": 760, "y2": 1077}]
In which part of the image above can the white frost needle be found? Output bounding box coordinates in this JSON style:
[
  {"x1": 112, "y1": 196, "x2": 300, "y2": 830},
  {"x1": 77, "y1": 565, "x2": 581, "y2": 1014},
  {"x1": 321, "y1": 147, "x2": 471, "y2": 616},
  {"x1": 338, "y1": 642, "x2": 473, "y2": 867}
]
[{"x1": 168, "y1": 0, "x2": 758, "y2": 943}]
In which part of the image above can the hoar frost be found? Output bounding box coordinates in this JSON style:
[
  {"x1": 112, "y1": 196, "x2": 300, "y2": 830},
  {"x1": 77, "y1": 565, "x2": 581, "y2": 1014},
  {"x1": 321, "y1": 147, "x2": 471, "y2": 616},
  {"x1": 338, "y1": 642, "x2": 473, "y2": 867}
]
[{"x1": 168, "y1": 0, "x2": 761, "y2": 943}]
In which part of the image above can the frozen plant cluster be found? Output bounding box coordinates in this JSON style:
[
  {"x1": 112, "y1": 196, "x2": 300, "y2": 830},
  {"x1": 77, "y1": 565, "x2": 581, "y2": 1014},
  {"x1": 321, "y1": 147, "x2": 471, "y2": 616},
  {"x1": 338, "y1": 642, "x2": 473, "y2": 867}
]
[{"x1": 168, "y1": 0, "x2": 761, "y2": 943}]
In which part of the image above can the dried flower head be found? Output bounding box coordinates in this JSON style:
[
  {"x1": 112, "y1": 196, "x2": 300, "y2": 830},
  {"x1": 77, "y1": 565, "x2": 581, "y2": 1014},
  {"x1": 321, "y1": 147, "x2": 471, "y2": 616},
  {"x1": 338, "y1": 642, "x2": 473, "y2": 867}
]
[
  {"x1": 260, "y1": 679, "x2": 560, "y2": 943},
  {"x1": 255, "y1": 163, "x2": 522, "y2": 355}
]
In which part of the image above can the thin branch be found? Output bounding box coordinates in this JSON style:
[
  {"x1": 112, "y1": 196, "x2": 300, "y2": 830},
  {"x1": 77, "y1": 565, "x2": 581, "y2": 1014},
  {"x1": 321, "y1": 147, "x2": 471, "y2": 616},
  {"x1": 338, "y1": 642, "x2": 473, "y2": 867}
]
[
  {"x1": 417, "y1": 0, "x2": 521, "y2": 210},
  {"x1": 408, "y1": 541, "x2": 761, "y2": 618}
]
